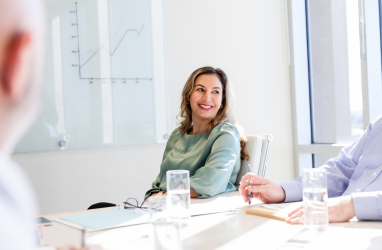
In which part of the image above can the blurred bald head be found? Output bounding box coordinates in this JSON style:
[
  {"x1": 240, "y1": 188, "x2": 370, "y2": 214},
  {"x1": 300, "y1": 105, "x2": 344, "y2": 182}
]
[{"x1": 0, "y1": 0, "x2": 45, "y2": 153}]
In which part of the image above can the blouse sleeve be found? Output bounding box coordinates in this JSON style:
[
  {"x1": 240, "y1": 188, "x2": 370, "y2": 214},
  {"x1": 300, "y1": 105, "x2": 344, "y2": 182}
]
[
  {"x1": 144, "y1": 176, "x2": 161, "y2": 200},
  {"x1": 190, "y1": 131, "x2": 240, "y2": 198}
]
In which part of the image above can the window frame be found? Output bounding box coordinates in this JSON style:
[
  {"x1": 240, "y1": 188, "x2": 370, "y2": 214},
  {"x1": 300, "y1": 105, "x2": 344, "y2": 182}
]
[{"x1": 287, "y1": 0, "x2": 382, "y2": 177}]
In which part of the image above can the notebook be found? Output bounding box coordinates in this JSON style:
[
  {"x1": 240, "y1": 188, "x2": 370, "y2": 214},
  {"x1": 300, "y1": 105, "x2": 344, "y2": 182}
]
[{"x1": 58, "y1": 207, "x2": 149, "y2": 230}]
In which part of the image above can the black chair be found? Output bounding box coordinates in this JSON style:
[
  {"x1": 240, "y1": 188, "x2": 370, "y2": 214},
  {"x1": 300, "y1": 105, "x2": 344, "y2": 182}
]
[{"x1": 87, "y1": 202, "x2": 116, "y2": 210}]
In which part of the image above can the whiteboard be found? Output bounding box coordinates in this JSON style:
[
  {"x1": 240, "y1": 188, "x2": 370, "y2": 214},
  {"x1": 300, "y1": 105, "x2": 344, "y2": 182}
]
[{"x1": 15, "y1": 0, "x2": 170, "y2": 153}]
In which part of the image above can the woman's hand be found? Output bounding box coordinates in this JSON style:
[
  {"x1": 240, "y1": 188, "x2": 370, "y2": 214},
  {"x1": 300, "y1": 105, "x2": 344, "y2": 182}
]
[
  {"x1": 151, "y1": 192, "x2": 166, "y2": 197},
  {"x1": 190, "y1": 188, "x2": 199, "y2": 198},
  {"x1": 286, "y1": 195, "x2": 356, "y2": 224}
]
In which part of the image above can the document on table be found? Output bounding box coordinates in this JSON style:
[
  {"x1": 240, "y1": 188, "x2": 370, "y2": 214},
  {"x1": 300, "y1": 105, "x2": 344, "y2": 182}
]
[
  {"x1": 52, "y1": 207, "x2": 150, "y2": 232},
  {"x1": 131, "y1": 195, "x2": 255, "y2": 216},
  {"x1": 191, "y1": 195, "x2": 260, "y2": 216},
  {"x1": 261, "y1": 202, "x2": 303, "y2": 213}
]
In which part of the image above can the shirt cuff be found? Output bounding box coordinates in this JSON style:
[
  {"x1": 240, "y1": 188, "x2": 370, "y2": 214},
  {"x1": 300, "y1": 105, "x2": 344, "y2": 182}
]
[
  {"x1": 279, "y1": 180, "x2": 303, "y2": 202},
  {"x1": 351, "y1": 192, "x2": 382, "y2": 221}
]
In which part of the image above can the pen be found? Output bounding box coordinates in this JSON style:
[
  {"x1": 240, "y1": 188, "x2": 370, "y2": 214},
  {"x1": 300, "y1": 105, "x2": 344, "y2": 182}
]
[
  {"x1": 247, "y1": 164, "x2": 252, "y2": 205},
  {"x1": 81, "y1": 228, "x2": 88, "y2": 247}
]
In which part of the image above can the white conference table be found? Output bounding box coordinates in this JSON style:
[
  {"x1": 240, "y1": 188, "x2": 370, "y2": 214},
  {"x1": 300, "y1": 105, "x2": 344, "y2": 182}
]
[{"x1": 42, "y1": 192, "x2": 382, "y2": 250}]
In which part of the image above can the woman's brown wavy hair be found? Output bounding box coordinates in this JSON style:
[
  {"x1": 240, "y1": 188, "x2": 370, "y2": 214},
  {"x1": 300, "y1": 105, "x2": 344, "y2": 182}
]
[{"x1": 178, "y1": 66, "x2": 249, "y2": 160}]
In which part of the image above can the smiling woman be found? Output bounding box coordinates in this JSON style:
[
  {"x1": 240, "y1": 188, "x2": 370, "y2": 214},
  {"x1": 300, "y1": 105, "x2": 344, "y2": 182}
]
[{"x1": 145, "y1": 66, "x2": 249, "y2": 199}]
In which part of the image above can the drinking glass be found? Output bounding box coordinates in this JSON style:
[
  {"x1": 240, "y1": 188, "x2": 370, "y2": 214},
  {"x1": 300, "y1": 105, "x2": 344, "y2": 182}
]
[
  {"x1": 302, "y1": 168, "x2": 328, "y2": 230},
  {"x1": 166, "y1": 170, "x2": 191, "y2": 221},
  {"x1": 148, "y1": 196, "x2": 182, "y2": 250}
]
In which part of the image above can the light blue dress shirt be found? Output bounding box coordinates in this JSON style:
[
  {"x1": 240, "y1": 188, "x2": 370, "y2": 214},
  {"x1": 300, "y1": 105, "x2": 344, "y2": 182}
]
[{"x1": 280, "y1": 115, "x2": 382, "y2": 221}]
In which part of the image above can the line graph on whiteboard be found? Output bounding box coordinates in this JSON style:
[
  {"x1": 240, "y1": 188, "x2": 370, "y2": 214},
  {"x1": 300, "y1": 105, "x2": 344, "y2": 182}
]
[{"x1": 73, "y1": 1, "x2": 153, "y2": 80}]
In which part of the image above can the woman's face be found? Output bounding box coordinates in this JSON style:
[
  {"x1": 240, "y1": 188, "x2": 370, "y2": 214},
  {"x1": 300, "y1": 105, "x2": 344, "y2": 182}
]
[{"x1": 189, "y1": 74, "x2": 223, "y2": 123}]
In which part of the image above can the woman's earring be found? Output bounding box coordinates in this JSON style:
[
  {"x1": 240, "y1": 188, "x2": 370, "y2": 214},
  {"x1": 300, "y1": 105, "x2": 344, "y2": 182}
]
[{"x1": 220, "y1": 105, "x2": 223, "y2": 109}]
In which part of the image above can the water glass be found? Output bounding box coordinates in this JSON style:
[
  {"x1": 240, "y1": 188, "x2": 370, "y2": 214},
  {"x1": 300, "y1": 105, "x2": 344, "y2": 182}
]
[
  {"x1": 166, "y1": 170, "x2": 191, "y2": 220},
  {"x1": 302, "y1": 168, "x2": 328, "y2": 230},
  {"x1": 148, "y1": 196, "x2": 182, "y2": 250}
]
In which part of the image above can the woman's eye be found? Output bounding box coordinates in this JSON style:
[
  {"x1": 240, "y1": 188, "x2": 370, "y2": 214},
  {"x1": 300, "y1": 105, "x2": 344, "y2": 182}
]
[
  {"x1": 213, "y1": 91, "x2": 220, "y2": 94},
  {"x1": 197, "y1": 88, "x2": 204, "y2": 92}
]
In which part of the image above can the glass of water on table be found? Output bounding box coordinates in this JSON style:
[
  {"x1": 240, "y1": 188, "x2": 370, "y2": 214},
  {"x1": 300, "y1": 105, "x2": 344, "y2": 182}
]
[
  {"x1": 148, "y1": 196, "x2": 182, "y2": 250},
  {"x1": 302, "y1": 168, "x2": 328, "y2": 230},
  {"x1": 166, "y1": 170, "x2": 191, "y2": 222}
]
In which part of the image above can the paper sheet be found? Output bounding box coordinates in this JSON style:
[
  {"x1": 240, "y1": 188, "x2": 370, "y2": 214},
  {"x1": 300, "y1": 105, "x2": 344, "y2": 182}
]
[
  {"x1": 53, "y1": 207, "x2": 150, "y2": 232},
  {"x1": 261, "y1": 202, "x2": 303, "y2": 213},
  {"x1": 132, "y1": 195, "x2": 255, "y2": 216},
  {"x1": 191, "y1": 195, "x2": 259, "y2": 216}
]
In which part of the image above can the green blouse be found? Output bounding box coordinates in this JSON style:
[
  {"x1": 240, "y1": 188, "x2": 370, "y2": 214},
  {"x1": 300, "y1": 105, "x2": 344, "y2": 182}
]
[{"x1": 145, "y1": 122, "x2": 241, "y2": 199}]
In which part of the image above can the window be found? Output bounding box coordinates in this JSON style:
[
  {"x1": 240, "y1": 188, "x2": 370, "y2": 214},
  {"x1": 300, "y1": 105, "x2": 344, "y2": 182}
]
[
  {"x1": 308, "y1": 0, "x2": 363, "y2": 145},
  {"x1": 287, "y1": 0, "x2": 382, "y2": 176}
]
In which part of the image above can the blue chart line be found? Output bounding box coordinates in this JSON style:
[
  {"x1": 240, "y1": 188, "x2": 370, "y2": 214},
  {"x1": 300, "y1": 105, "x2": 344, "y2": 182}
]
[{"x1": 79, "y1": 25, "x2": 145, "y2": 69}]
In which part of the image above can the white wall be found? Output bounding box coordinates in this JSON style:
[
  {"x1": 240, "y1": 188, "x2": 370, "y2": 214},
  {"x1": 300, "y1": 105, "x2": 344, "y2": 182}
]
[{"x1": 13, "y1": 0, "x2": 294, "y2": 215}]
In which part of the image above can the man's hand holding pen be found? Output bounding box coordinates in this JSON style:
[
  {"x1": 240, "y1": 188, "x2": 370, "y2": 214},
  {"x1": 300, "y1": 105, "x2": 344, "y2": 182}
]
[{"x1": 239, "y1": 173, "x2": 286, "y2": 204}]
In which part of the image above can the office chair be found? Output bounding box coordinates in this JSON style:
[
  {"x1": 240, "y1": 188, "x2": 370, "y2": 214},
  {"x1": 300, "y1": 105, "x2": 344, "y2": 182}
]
[{"x1": 235, "y1": 134, "x2": 273, "y2": 189}]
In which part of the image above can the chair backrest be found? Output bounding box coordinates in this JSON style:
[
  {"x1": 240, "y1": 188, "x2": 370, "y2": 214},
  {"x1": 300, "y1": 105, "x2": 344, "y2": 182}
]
[{"x1": 235, "y1": 134, "x2": 273, "y2": 187}]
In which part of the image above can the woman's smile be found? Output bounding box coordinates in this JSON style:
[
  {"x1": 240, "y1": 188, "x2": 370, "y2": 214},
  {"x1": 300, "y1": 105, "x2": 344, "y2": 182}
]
[{"x1": 198, "y1": 104, "x2": 213, "y2": 111}]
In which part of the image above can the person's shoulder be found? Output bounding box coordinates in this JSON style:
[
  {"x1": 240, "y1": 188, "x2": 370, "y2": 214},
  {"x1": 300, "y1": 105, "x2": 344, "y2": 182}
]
[
  {"x1": 0, "y1": 156, "x2": 38, "y2": 249},
  {"x1": 168, "y1": 128, "x2": 181, "y2": 140},
  {"x1": 366, "y1": 115, "x2": 382, "y2": 134},
  {"x1": 361, "y1": 115, "x2": 382, "y2": 141},
  {"x1": 171, "y1": 127, "x2": 180, "y2": 135},
  {"x1": 210, "y1": 122, "x2": 240, "y2": 139},
  {"x1": 0, "y1": 157, "x2": 38, "y2": 213},
  {"x1": 370, "y1": 115, "x2": 382, "y2": 127}
]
